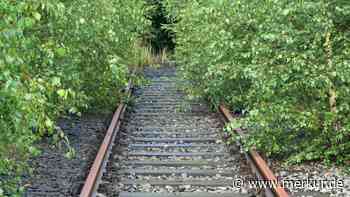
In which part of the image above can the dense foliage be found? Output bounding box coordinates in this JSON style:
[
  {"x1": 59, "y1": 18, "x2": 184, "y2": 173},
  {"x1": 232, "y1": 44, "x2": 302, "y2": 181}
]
[
  {"x1": 0, "y1": 0, "x2": 149, "y2": 195},
  {"x1": 164, "y1": 0, "x2": 350, "y2": 165},
  {"x1": 145, "y1": 0, "x2": 175, "y2": 53}
]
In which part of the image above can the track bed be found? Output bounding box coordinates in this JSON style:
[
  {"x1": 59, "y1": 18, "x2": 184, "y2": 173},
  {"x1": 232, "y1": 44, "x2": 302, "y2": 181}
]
[
  {"x1": 97, "y1": 67, "x2": 252, "y2": 196},
  {"x1": 23, "y1": 114, "x2": 111, "y2": 197}
]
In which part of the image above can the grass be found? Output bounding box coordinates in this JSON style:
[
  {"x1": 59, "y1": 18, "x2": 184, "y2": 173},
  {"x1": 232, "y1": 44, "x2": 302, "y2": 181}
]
[{"x1": 131, "y1": 40, "x2": 171, "y2": 69}]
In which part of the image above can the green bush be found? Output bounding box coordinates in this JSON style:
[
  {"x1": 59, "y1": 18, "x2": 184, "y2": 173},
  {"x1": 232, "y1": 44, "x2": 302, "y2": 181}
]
[
  {"x1": 0, "y1": 0, "x2": 149, "y2": 195},
  {"x1": 164, "y1": 0, "x2": 350, "y2": 165}
]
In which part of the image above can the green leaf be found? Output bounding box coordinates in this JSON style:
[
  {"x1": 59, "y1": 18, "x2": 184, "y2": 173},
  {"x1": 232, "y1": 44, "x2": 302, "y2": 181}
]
[
  {"x1": 33, "y1": 12, "x2": 41, "y2": 21},
  {"x1": 45, "y1": 118, "x2": 53, "y2": 128},
  {"x1": 55, "y1": 48, "x2": 66, "y2": 57},
  {"x1": 52, "y1": 77, "x2": 61, "y2": 86},
  {"x1": 57, "y1": 89, "x2": 67, "y2": 99}
]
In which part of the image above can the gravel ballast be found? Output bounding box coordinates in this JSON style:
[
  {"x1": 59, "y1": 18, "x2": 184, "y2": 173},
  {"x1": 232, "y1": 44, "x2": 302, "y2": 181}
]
[{"x1": 23, "y1": 113, "x2": 111, "y2": 197}]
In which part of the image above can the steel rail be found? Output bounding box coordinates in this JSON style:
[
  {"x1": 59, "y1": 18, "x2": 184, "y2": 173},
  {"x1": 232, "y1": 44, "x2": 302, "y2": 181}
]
[
  {"x1": 219, "y1": 105, "x2": 289, "y2": 197},
  {"x1": 79, "y1": 77, "x2": 288, "y2": 197},
  {"x1": 80, "y1": 81, "x2": 132, "y2": 197}
]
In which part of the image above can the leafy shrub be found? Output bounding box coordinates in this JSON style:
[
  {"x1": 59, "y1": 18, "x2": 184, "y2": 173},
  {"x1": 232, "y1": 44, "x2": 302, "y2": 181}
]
[
  {"x1": 164, "y1": 0, "x2": 350, "y2": 165},
  {"x1": 0, "y1": 0, "x2": 149, "y2": 195}
]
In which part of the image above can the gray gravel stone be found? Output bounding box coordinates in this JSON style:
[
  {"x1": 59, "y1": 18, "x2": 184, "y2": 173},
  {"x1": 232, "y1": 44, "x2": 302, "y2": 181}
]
[{"x1": 98, "y1": 66, "x2": 252, "y2": 196}]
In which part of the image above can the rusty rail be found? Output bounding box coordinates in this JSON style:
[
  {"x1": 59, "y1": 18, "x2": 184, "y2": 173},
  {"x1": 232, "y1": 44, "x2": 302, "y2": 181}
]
[
  {"x1": 79, "y1": 78, "x2": 288, "y2": 197},
  {"x1": 219, "y1": 105, "x2": 289, "y2": 197},
  {"x1": 80, "y1": 81, "x2": 132, "y2": 197}
]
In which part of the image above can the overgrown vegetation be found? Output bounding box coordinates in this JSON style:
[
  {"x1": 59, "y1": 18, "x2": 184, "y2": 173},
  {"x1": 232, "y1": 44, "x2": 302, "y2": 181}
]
[
  {"x1": 164, "y1": 0, "x2": 350, "y2": 165},
  {"x1": 0, "y1": 0, "x2": 150, "y2": 195},
  {"x1": 145, "y1": 0, "x2": 175, "y2": 53}
]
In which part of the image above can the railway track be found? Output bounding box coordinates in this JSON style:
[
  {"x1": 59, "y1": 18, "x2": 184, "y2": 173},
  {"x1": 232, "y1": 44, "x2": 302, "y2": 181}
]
[{"x1": 80, "y1": 66, "x2": 289, "y2": 197}]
